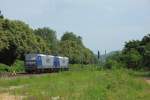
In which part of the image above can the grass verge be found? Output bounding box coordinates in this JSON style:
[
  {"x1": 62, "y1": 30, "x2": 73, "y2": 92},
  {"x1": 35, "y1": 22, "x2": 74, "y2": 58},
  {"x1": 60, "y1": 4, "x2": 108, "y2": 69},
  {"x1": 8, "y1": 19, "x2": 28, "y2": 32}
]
[{"x1": 0, "y1": 67, "x2": 150, "y2": 100}]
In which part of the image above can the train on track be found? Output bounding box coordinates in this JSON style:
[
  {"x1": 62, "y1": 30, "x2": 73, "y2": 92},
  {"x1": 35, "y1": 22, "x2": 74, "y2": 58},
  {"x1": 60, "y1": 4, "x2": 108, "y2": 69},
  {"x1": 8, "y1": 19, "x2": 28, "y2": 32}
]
[{"x1": 25, "y1": 54, "x2": 69, "y2": 73}]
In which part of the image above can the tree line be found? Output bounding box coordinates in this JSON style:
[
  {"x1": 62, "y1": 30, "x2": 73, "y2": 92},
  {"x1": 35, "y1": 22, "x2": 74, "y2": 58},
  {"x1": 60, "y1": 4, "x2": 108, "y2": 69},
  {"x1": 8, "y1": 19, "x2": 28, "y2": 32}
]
[
  {"x1": 1, "y1": 12, "x2": 149, "y2": 70},
  {"x1": 0, "y1": 16, "x2": 97, "y2": 66},
  {"x1": 105, "y1": 34, "x2": 150, "y2": 69}
]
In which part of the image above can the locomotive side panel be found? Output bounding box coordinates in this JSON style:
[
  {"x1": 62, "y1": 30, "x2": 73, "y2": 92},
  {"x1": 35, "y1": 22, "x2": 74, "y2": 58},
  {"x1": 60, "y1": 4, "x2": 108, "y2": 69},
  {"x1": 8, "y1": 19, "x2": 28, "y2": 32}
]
[
  {"x1": 64, "y1": 57, "x2": 69, "y2": 69},
  {"x1": 53, "y1": 56, "x2": 60, "y2": 69},
  {"x1": 25, "y1": 54, "x2": 69, "y2": 73},
  {"x1": 38, "y1": 55, "x2": 54, "y2": 69}
]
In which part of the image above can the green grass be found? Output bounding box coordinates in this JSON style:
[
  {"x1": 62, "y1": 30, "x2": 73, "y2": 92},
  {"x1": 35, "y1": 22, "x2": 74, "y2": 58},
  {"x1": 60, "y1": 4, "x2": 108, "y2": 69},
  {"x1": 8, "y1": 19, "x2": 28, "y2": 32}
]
[{"x1": 0, "y1": 67, "x2": 150, "y2": 100}]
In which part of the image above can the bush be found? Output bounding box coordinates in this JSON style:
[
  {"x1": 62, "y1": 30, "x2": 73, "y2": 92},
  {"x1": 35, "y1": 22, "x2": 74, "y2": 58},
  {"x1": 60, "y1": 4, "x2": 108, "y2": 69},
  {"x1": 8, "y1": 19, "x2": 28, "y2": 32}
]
[
  {"x1": 0, "y1": 63, "x2": 9, "y2": 72},
  {"x1": 69, "y1": 64, "x2": 99, "y2": 71},
  {"x1": 0, "y1": 60, "x2": 25, "y2": 73},
  {"x1": 104, "y1": 60, "x2": 125, "y2": 69},
  {"x1": 9, "y1": 60, "x2": 25, "y2": 72}
]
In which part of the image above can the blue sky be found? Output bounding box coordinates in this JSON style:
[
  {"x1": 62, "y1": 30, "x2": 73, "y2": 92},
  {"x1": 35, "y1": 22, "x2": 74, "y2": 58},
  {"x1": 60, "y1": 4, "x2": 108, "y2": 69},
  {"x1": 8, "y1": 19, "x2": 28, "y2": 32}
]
[{"x1": 0, "y1": 0, "x2": 150, "y2": 54}]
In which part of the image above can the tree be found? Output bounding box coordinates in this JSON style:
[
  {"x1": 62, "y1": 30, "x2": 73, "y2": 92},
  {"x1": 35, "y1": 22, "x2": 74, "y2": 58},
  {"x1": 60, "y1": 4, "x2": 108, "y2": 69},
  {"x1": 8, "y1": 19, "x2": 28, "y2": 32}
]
[
  {"x1": 59, "y1": 40, "x2": 82, "y2": 64},
  {"x1": 34, "y1": 27, "x2": 58, "y2": 54},
  {"x1": 98, "y1": 51, "x2": 100, "y2": 59},
  {"x1": 59, "y1": 32, "x2": 97, "y2": 64},
  {"x1": 0, "y1": 10, "x2": 4, "y2": 19},
  {"x1": 124, "y1": 40, "x2": 141, "y2": 53},
  {"x1": 122, "y1": 49, "x2": 142, "y2": 68},
  {"x1": 0, "y1": 19, "x2": 49, "y2": 65},
  {"x1": 120, "y1": 34, "x2": 150, "y2": 69},
  {"x1": 82, "y1": 48, "x2": 97, "y2": 64},
  {"x1": 61, "y1": 32, "x2": 83, "y2": 46},
  {"x1": 142, "y1": 43, "x2": 150, "y2": 67},
  {"x1": 142, "y1": 34, "x2": 150, "y2": 44},
  {"x1": 0, "y1": 14, "x2": 97, "y2": 66}
]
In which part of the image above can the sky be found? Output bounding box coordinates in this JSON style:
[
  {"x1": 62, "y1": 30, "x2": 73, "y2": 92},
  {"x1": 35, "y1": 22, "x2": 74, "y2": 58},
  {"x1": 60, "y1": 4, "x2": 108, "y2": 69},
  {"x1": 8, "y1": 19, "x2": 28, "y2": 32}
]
[{"x1": 0, "y1": 0, "x2": 150, "y2": 54}]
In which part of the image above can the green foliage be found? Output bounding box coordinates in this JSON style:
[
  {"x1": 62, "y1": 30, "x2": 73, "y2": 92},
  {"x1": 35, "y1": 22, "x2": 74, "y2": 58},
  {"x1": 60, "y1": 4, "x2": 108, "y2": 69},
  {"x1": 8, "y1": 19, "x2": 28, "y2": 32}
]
[
  {"x1": 106, "y1": 34, "x2": 150, "y2": 69},
  {"x1": 124, "y1": 40, "x2": 141, "y2": 53},
  {"x1": 105, "y1": 51, "x2": 122, "y2": 61},
  {"x1": 34, "y1": 27, "x2": 57, "y2": 54},
  {"x1": 59, "y1": 32, "x2": 97, "y2": 64},
  {"x1": 0, "y1": 60, "x2": 25, "y2": 72},
  {"x1": 104, "y1": 59, "x2": 125, "y2": 69},
  {"x1": 0, "y1": 63, "x2": 9, "y2": 72},
  {"x1": 0, "y1": 18, "x2": 50, "y2": 65},
  {"x1": 9, "y1": 60, "x2": 25, "y2": 72},
  {"x1": 0, "y1": 68, "x2": 149, "y2": 100},
  {"x1": 0, "y1": 10, "x2": 3, "y2": 19},
  {"x1": 59, "y1": 40, "x2": 82, "y2": 63},
  {"x1": 122, "y1": 49, "x2": 142, "y2": 69},
  {"x1": 82, "y1": 48, "x2": 97, "y2": 64},
  {"x1": 69, "y1": 64, "x2": 99, "y2": 71},
  {"x1": 122, "y1": 34, "x2": 150, "y2": 69},
  {"x1": 61, "y1": 32, "x2": 83, "y2": 46},
  {"x1": 0, "y1": 16, "x2": 96, "y2": 66}
]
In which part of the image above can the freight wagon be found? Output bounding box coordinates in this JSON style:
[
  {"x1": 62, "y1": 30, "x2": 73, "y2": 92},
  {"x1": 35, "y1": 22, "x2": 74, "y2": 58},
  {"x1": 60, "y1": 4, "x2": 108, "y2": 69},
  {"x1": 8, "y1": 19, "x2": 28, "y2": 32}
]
[{"x1": 25, "y1": 54, "x2": 69, "y2": 73}]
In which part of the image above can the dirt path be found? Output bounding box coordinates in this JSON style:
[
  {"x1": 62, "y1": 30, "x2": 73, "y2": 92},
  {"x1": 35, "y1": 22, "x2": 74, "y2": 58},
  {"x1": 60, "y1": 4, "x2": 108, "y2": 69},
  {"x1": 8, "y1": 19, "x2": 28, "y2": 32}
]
[
  {"x1": 0, "y1": 93, "x2": 24, "y2": 100},
  {"x1": 144, "y1": 77, "x2": 150, "y2": 84},
  {"x1": 0, "y1": 85, "x2": 26, "y2": 100}
]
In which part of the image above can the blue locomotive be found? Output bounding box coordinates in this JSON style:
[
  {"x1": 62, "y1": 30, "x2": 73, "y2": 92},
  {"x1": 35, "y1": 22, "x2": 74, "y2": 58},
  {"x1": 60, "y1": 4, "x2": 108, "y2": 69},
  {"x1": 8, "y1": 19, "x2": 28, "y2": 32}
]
[{"x1": 25, "y1": 54, "x2": 69, "y2": 73}]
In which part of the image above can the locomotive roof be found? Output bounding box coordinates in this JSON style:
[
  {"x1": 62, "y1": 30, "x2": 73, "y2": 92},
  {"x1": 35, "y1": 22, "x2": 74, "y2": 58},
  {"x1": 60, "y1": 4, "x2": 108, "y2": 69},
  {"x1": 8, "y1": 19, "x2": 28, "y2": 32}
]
[{"x1": 25, "y1": 54, "x2": 68, "y2": 59}]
